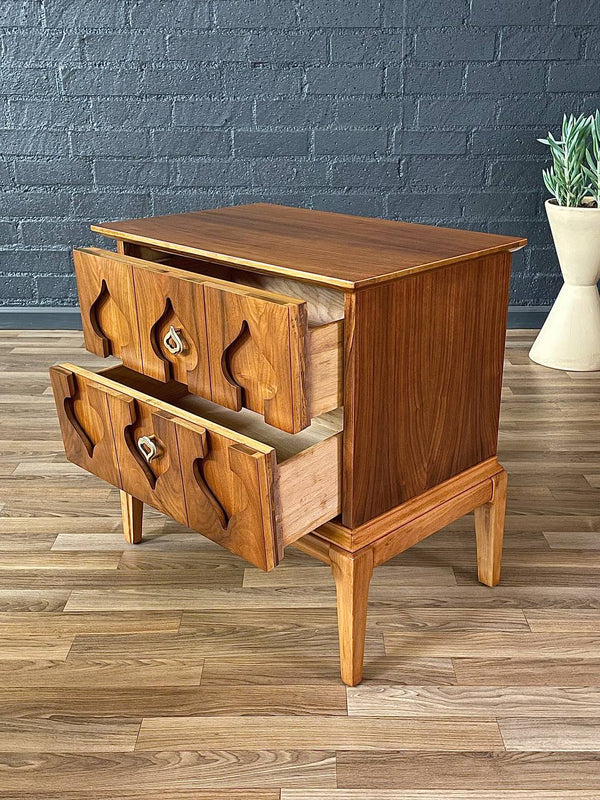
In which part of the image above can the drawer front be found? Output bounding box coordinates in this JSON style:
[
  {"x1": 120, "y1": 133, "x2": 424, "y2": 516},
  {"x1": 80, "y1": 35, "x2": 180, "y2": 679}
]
[
  {"x1": 50, "y1": 364, "x2": 282, "y2": 571},
  {"x1": 73, "y1": 249, "x2": 142, "y2": 371},
  {"x1": 73, "y1": 248, "x2": 316, "y2": 433}
]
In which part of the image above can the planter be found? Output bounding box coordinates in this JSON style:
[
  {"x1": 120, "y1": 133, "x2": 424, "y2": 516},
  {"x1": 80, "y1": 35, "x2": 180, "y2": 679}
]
[{"x1": 529, "y1": 199, "x2": 600, "y2": 371}]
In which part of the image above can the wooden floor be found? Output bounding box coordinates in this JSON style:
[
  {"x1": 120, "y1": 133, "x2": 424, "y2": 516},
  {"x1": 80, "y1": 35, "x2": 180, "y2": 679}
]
[{"x1": 0, "y1": 329, "x2": 599, "y2": 798}]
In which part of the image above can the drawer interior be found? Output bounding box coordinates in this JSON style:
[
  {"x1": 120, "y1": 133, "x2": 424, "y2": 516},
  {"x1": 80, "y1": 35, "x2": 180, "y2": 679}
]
[
  {"x1": 122, "y1": 244, "x2": 346, "y2": 326},
  {"x1": 101, "y1": 364, "x2": 343, "y2": 464}
]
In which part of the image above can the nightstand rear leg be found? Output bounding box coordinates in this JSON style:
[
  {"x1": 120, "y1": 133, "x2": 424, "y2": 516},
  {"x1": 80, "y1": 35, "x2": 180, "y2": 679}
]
[
  {"x1": 120, "y1": 490, "x2": 143, "y2": 544},
  {"x1": 474, "y1": 469, "x2": 507, "y2": 587},
  {"x1": 330, "y1": 545, "x2": 374, "y2": 686}
]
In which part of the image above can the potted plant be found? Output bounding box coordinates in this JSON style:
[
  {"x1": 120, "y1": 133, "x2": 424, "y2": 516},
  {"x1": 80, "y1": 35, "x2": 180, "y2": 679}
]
[{"x1": 529, "y1": 112, "x2": 600, "y2": 371}]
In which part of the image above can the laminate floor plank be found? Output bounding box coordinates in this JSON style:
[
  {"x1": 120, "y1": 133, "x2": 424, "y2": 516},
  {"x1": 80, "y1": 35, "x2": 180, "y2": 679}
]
[
  {"x1": 383, "y1": 632, "x2": 600, "y2": 657},
  {"x1": 453, "y1": 657, "x2": 600, "y2": 686},
  {"x1": 0, "y1": 611, "x2": 182, "y2": 636},
  {"x1": 136, "y1": 716, "x2": 503, "y2": 751},
  {"x1": 0, "y1": 716, "x2": 141, "y2": 752},
  {"x1": 500, "y1": 717, "x2": 600, "y2": 751}
]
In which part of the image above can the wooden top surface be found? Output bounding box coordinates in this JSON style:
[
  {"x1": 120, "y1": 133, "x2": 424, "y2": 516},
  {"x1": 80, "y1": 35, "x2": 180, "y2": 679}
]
[{"x1": 93, "y1": 203, "x2": 527, "y2": 290}]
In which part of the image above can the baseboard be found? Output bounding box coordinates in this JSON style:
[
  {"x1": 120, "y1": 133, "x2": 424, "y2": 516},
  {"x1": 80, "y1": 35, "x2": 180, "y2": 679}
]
[{"x1": 0, "y1": 305, "x2": 549, "y2": 330}]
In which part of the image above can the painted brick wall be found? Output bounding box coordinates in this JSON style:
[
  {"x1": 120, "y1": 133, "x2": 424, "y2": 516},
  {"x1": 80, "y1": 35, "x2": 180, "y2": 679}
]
[{"x1": 0, "y1": 0, "x2": 598, "y2": 306}]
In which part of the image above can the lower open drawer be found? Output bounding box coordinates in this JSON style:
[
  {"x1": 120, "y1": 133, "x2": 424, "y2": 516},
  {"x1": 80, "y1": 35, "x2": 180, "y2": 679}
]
[{"x1": 50, "y1": 363, "x2": 342, "y2": 571}]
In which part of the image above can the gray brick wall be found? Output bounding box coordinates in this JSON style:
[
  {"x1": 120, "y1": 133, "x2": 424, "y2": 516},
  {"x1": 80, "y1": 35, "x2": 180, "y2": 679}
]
[{"x1": 0, "y1": 0, "x2": 598, "y2": 306}]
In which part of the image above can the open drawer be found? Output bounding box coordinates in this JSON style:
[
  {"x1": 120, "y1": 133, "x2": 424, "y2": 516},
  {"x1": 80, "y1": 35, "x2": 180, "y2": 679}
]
[
  {"x1": 50, "y1": 363, "x2": 342, "y2": 571},
  {"x1": 73, "y1": 247, "x2": 343, "y2": 434}
]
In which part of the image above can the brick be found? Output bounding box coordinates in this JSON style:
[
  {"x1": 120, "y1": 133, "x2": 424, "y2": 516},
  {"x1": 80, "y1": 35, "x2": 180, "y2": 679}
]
[
  {"x1": 175, "y1": 160, "x2": 251, "y2": 187},
  {"x1": 467, "y1": 63, "x2": 546, "y2": 93},
  {"x1": 401, "y1": 65, "x2": 464, "y2": 94},
  {"x1": 245, "y1": 32, "x2": 327, "y2": 62},
  {"x1": 174, "y1": 100, "x2": 252, "y2": 127},
  {"x1": 256, "y1": 98, "x2": 335, "y2": 127},
  {"x1": 472, "y1": 129, "x2": 547, "y2": 155},
  {"x1": 418, "y1": 97, "x2": 496, "y2": 128},
  {"x1": 0, "y1": 223, "x2": 19, "y2": 245},
  {"x1": 15, "y1": 159, "x2": 92, "y2": 186},
  {"x1": 36, "y1": 275, "x2": 78, "y2": 304},
  {"x1": 579, "y1": 93, "x2": 600, "y2": 116},
  {"x1": 234, "y1": 191, "x2": 309, "y2": 207},
  {"x1": 331, "y1": 161, "x2": 401, "y2": 187},
  {"x1": 500, "y1": 28, "x2": 581, "y2": 61},
  {"x1": 330, "y1": 33, "x2": 408, "y2": 64},
  {"x1": 91, "y1": 100, "x2": 171, "y2": 129},
  {"x1": 166, "y1": 32, "x2": 245, "y2": 61},
  {"x1": 153, "y1": 192, "x2": 233, "y2": 215},
  {"x1": 142, "y1": 67, "x2": 221, "y2": 95},
  {"x1": 548, "y1": 64, "x2": 600, "y2": 93},
  {"x1": 0, "y1": 191, "x2": 71, "y2": 217},
  {"x1": 0, "y1": 0, "x2": 42, "y2": 26},
  {"x1": 509, "y1": 272, "x2": 561, "y2": 305},
  {"x1": 61, "y1": 68, "x2": 141, "y2": 96},
  {"x1": 385, "y1": 0, "x2": 468, "y2": 26},
  {"x1": 252, "y1": 160, "x2": 329, "y2": 186},
  {"x1": 0, "y1": 161, "x2": 11, "y2": 185},
  {"x1": 82, "y1": 32, "x2": 167, "y2": 63},
  {"x1": 388, "y1": 193, "x2": 463, "y2": 219},
  {"x1": 8, "y1": 99, "x2": 92, "y2": 130},
  {"x1": 312, "y1": 194, "x2": 384, "y2": 216},
  {"x1": 306, "y1": 66, "x2": 382, "y2": 95},
  {"x1": 153, "y1": 130, "x2": 230, "y2": 156},
  {"x1": 556, "y1": 0, "x2": 598, "y2": 25},
  {"x1": 337, "y1": 99, "x2": 403, "y2": 127},
  {"x1": 234, "y1": 131, "x2": 309, "y2": 157},
  {"x1": 0, "y1": 275, "x2": 35, "y2": 302},
  {"x1": 497, "y1": 96, "x2": 568, "y2": 126},
  {"x1": 415, "y1": 29, "x2": 496, "y2": 61},
  {"x1": 72, "y1": 193, "x2": 152, "y2": 219},
  {"x1": 214, "y1": 0, "x2": 297, "y2": 28},
  {"x1": 20, "y1": 221, "x2": 98, "y2": 247},
  {"x1": 395, "y1": 131, "x2": 467, "y2": 155},
  {"x1": 94, "y1": 160, "x2": 174, "y2": 186},
  {"x1": 2, "y1": 32, "x2": 81, "y2": 62},
  {"x1": 298, "y1": 0, "x2": 380, "y2": 27},
  {"x1": 528, "y1": 248, "x2": 561, "y2": 276},
  {"x1": 470, "y1": 0, "x2": 551, "y2": 25},
  {"x1": 44, "y1": 0, "x2": 125, "y2": 28},
  {"x1": 463, "y1": 191, "x2": 539, "y2": 218},
  {"x1": 404, "y1": 158, "x2": 486, "y2": 189},
  {"x1": 223, "y1": 66, "x2": 301, "y2": 96},
  {"x1": 130, "y1": 0, "x2": 211, "y2": 28},
  {"x1": 490, "y1": 160, "x2": 547, "y2": 188},
  {"x1": 0, "y1": 67, "x2": 52, "y2": 96},
  {"x1": 71, "y1": 132, "x2": 152, "y2": 158},
  {"x1": 0, "y1": 131, "x2": 66, "y2": 157},
  {"x1": 314, "y1": 129, "x2": 387, "y2": 156}
]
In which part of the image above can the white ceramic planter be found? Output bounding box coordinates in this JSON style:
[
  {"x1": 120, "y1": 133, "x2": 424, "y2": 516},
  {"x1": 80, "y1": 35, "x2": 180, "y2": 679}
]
[{"x1": 529, "y1": 199, "x2": 600, "y2": 371}]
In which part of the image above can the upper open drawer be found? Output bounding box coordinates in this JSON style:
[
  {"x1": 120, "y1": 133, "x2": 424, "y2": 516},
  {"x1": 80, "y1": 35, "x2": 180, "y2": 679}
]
[{"x1": 73, "y1": 247, "x2": 343, "y2": 434}]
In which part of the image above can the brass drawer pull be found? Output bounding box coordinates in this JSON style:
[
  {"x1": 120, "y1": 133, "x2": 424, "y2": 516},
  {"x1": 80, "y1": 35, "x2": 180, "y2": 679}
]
[
  {"x1": 163, "y1": 325, "x2": 185, "y2": 355},
  {"x1": 137, "y1": 435, "x2": 159, "y2": 463}
]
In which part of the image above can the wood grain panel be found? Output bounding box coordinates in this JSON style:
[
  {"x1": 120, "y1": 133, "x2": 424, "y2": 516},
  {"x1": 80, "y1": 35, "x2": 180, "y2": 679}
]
[
  {"x1": 93, "y1": 202, "x2": 525, "y2": 289},
  {"x1": 72, "y1": 248, "x2": 141, "y2": 368},
  {"x1": 342, "y1": 253, "x2": 511, "y2": 527}
]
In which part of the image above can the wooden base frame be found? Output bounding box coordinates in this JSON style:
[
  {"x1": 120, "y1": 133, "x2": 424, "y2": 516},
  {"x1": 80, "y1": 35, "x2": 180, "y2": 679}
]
[{"x1": 118, "y1": 461, "x2": 508, "y2": 687}]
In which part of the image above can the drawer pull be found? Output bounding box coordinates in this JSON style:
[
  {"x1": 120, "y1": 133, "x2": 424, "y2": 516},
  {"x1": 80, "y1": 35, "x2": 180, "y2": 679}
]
[
  {"x1": 137, "y1": 435, "x2": 160, "y2": 463},
  {"x1": 163, "y1": 325, "x2": 185, "y2": 355}
]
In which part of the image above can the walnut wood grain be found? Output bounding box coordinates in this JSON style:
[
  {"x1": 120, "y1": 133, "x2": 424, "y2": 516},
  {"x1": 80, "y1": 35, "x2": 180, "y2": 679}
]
[
  {"x1": 342, "y1": 252, "x2": 512, "y2": 528},
  {"x1": 93, "y1": 203, "x2": 526, "y2": 290}
]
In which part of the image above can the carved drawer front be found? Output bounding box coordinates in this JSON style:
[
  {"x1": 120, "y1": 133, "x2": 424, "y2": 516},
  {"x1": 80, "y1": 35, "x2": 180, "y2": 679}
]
[
  {"x1": 73, "y1": 249, "x2": 142, "y2": 371},
  {"x1": 73, "y1": 248, "x2": 342, "y2": 434},
  {"x1": 50, "y1": 363, "x2": 342, "y2": 571}
]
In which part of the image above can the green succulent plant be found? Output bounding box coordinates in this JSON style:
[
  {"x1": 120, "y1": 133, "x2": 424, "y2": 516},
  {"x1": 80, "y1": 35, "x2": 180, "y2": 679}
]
[
  {"x1": 538, "y1": 114, "x2": 593, "y2": 207},
  {"x1": 582, "y1": 110, "x2": 600, "y2": 207}
]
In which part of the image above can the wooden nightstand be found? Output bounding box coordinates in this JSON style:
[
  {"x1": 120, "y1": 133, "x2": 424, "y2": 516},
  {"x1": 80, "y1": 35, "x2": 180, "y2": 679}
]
[{"x1": 50, "y1": 203, "x2": 526, "y2": 685}]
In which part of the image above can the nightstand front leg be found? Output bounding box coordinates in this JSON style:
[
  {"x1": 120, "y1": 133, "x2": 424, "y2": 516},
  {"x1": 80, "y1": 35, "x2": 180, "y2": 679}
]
[
  {"x1": 330, "y1": 545, "x2": 374, "y2": 686},
  {"x1": 474, "y1": 469, "x2": 507, "y2": 587},
  {"x1": 120, "y1": 490, "x2": 143, "y2": 544}
]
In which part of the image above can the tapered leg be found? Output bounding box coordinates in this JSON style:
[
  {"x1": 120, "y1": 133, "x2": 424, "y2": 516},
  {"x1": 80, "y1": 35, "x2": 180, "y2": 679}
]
[
  {"x1": 120, "y1": 490, "x2": 143, "y2": 544},
  {"x1": 474, "y1": 469, "x2": 507, "y2": 587},
  {"x1": 330, "y1": 545, "x2": 374, "y2": 686}
]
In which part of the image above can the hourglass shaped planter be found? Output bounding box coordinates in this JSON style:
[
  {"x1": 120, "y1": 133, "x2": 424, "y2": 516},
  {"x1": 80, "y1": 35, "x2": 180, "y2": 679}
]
[{"x1": 530, "y1": 199, "x2": 600, "y2": 371}]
